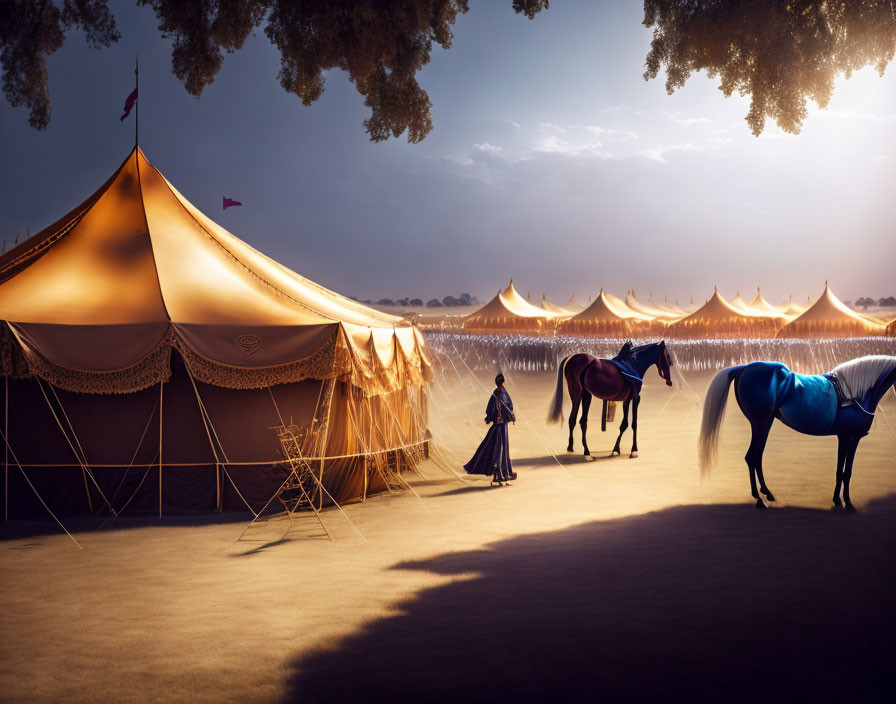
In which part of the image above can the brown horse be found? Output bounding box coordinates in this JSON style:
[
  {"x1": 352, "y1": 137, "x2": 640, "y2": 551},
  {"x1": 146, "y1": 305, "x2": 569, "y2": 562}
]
[{"x1": 547, "y1": 341, "x2": 673, "y2": 457}]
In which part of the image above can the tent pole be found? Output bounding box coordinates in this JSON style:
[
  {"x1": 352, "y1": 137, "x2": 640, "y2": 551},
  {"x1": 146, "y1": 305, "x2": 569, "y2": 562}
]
[
  {"x1": 158, "y1": 381, "x2": 163, "y2": 518},
  {"x1": 4, "y1": 376, "x2": 8, "y2": 521},
  {"x1": 317, "y1": 379, "x2": 335, "y2": 512},
  {"x1": 135, "y1": 56, "x2": 139, "y2": 148}
]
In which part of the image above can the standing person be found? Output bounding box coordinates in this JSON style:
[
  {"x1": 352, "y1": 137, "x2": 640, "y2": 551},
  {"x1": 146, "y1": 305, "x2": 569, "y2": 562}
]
[{"x1": 464, "y1": 373, "x2": 518, "y2": 486}]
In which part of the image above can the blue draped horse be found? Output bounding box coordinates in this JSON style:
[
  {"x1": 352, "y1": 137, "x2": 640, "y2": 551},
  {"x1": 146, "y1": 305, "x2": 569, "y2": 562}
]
[{"x1": 699, "y1": 355, "x2": 896, "y2": 510}]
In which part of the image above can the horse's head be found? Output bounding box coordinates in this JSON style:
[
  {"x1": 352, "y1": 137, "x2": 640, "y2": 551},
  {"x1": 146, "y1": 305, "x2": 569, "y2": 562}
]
[{"x1": 656, "y1": 341, "x2": 673, "y2": 386}]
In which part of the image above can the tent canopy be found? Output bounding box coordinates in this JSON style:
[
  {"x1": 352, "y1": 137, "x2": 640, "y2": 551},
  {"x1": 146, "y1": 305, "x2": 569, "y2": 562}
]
[
  {"x1": 778, "y1": 283, "x2": 887, "y2": 338},
  {"x1": 565, "y1": 295, "x2": 586, "y2": 313},
  {"x1": 0, "y1": 147, "x2": 429, "y2": 394},
  {"x1": 463, "y1": 285, "x2": 551, "y2": 331},
  {"x1": 666, "y1": 288, "x2": 782, "y2": 338},
  {"x1": 751, "y1": 288, "x2": 789, "y2": 317},
  {"x1": 502, "y1": 280, "x2": 562, "y2": 318},
  {"x1": 625, "y1": 290, "x2": 680, "y2": 320},
  {"x1": 539, "y1": 294, "x2": 572, "y2": 316},
  {"x1": 559, "y1": 288, "x2": 657, "y2": 336}
]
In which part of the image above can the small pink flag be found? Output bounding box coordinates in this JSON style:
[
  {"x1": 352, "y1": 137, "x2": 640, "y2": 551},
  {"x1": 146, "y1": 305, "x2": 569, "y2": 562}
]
[
  {"x1": 120, "y1": 87, "x2": 138, "y2": 121},
  {"x1": 223, "y1": 197, "x2": 242, "y2": 210}
]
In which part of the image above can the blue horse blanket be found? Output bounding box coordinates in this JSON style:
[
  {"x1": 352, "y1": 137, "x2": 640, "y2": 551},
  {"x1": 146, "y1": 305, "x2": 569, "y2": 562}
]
[
  {"x1": 608, "y1": 358, "x2": 643, "y2": 396},
  {"x1": 776, "y1": 372, "x2": 838, "y2": 435}
]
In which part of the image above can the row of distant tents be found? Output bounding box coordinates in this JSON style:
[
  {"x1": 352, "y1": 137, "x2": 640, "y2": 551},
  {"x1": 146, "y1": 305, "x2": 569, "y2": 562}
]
[{"x1": 458, "y1": 280, "x2": 896, "y2": 338}]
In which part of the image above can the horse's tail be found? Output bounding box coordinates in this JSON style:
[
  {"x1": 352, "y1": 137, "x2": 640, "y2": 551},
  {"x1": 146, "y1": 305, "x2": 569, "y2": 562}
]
[
  {"x1": 698, "y1": 365, "x2": 747, "y2": 478},
  {"x1": 547, "y1": 355, "x2": 571, "y2": 424}
]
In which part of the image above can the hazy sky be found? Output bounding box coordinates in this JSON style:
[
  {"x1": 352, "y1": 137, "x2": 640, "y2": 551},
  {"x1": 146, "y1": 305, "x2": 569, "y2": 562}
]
[{"x1": 1, "y1": 1, "x2": 894, "y2": 306}]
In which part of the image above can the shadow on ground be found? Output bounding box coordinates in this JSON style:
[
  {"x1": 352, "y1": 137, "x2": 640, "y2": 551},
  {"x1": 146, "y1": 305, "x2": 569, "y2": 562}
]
[
  {"x1": 0, "y1": 510, "x2": 254, "y2": 542},
  {"x1": 285, "y1": 497, "x2": 896, "y2": 703},
  {"x1": 511, "y1": 451, "x2": 631, "y2": 467}
]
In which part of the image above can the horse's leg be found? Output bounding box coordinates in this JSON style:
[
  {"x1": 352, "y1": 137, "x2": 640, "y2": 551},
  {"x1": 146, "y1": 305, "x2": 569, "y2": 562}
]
[
  {"x1": 832, "y1": 435, "x2": 847, "y2": 508},
  {"x1": 629, "y1": 395, "x2": 640, "y2": 458},
  {"x1": 841, "y1": 435, "x2": 862, "y2": 512},
  {"x1": 753, "y1": 422, "x2": 776, "y2": 501},
  {"x1": 567, "y1": 393, "x2": 581, "y2": 453},
  {"x1": 565, "y1": 367, "x2": 583, "y2": 453},
  {"x1": 611, "y1": 399, "x2": 631, "y2": 457},
  {"x1": 745, "y1": 415, "x2": 775, "y2": 508},
  {"x1": 580, "y1": 391, "x2": 592, "y2": 457}
]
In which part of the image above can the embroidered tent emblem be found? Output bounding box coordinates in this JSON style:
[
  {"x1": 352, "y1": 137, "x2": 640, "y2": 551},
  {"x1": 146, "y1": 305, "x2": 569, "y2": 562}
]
[{"x1": 235, "y1": 334, "x2": 262, "y2": 355}]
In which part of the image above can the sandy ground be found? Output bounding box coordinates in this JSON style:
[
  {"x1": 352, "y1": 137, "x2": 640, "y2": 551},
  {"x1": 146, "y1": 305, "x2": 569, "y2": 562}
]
[{"x1": 2, "y1": 369, "x2": 895, "y2": 703}]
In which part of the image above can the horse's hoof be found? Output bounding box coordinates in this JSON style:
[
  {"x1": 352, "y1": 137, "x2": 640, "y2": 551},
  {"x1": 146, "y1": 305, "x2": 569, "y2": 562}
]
[
  {"x1": 844, "y1": 504, "x2": 857, "y2": 513},
  {"x1": 583, "y1": 450, "x2": 590, "y2": 456},
  {"x1": 566, "y1": 446, "x2": 574, "y2": 454},
  {"x1": 611, "y1": 450, "x2": 620, "y2": 457},
  {"x1": 754, "y1": 499, "x2": 767, "y2": 510},
  {"x1": 832, "y1": 498, "x2": 842, "y2": 508},
  {"x1": 629, "y1": 451, "x2": 638, "y2": 459},
  {"x1": 762, "y1": 490, "x2": 776, "y2": 502},
  {"x1": 584, "y1": 455, "x2": 595, "y2": 462}
]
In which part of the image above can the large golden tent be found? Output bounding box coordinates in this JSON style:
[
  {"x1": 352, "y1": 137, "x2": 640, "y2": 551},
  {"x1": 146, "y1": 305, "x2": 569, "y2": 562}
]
[
  {"x1": 778, "y1": 283, "x2": 887, "y2": 338},
  {"x1": 558, "y1": 289, "x2": 655, "y2": 337},
  {"x1": 666, "y1": 288, "x2": 782, "y2": 338},
  {"x1": 463, "y1": 280, "x2": 554, "y2": 333},
  {"x1": 0, "y1": 148, "x2": 431, "y2": 516}
]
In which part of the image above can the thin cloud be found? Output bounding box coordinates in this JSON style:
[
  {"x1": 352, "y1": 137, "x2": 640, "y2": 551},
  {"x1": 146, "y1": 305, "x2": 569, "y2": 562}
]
[
  {"x1": 474, "y1": 142, "x2": 504, "y2": 155},
  {"x1": 664, "y1": 111, "x2": 713, "y2": 126},
  {"x1": 533, "y1": 134, "x2": 610, "y2": 159},
  {"x1": 640, "y1": 144, "x2": 701, "y2": 164},
  {"x1": 445, "y1": 154, "x2": 474, "y2": 167}
]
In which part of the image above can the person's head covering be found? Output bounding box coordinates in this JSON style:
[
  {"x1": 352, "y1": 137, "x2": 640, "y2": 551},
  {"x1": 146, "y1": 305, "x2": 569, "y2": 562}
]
[{"x1": 495, "y1": 373, "x2": 505, "y2": 387}]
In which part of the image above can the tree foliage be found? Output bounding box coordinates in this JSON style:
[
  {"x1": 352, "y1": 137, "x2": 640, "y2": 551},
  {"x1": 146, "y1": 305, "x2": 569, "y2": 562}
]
[
  {"x1": 643, "y1": 0, "x2": 896, "y2": 135},
  {"x1": 5, "y1": 1, "x2": 896, "y2": 140},
  {"x1": 1, "y1": 0, "x2": 548, "y2": 140},
  {"x1": 0, "y1": 0, "x2": 120, "y2": 129}
]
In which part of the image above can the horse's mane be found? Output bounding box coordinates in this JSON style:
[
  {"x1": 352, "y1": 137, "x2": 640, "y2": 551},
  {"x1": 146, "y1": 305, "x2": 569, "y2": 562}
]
[
  {"x1": 630, "y1": 341, "x2": 661, "y2": 356},
  {"x1": 831, "y1": 355, "x2": 896, "y2": 399}
]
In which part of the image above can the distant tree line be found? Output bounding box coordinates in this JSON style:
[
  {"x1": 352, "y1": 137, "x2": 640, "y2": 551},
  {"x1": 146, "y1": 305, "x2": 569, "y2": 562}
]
[
  {"x1": 854, "y1": 296, "x2": 896, "y2": 309},
  {"x1": 351, "y1": 293, "x2": 480, "y2": 308}
]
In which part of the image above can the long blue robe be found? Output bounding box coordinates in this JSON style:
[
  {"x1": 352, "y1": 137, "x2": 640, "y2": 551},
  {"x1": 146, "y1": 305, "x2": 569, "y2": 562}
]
[{"x1": 464, "y1": 388, "x2": 516, "y2": 481}]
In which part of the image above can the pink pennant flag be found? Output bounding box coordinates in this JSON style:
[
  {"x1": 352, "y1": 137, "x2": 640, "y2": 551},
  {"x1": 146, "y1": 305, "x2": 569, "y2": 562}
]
[
  {"x1": 120, "y1": 87, "x2": 138, "y2": 121},
  {"x1": 223, "y1": 197, "x2": 242, "y2": 210}
]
